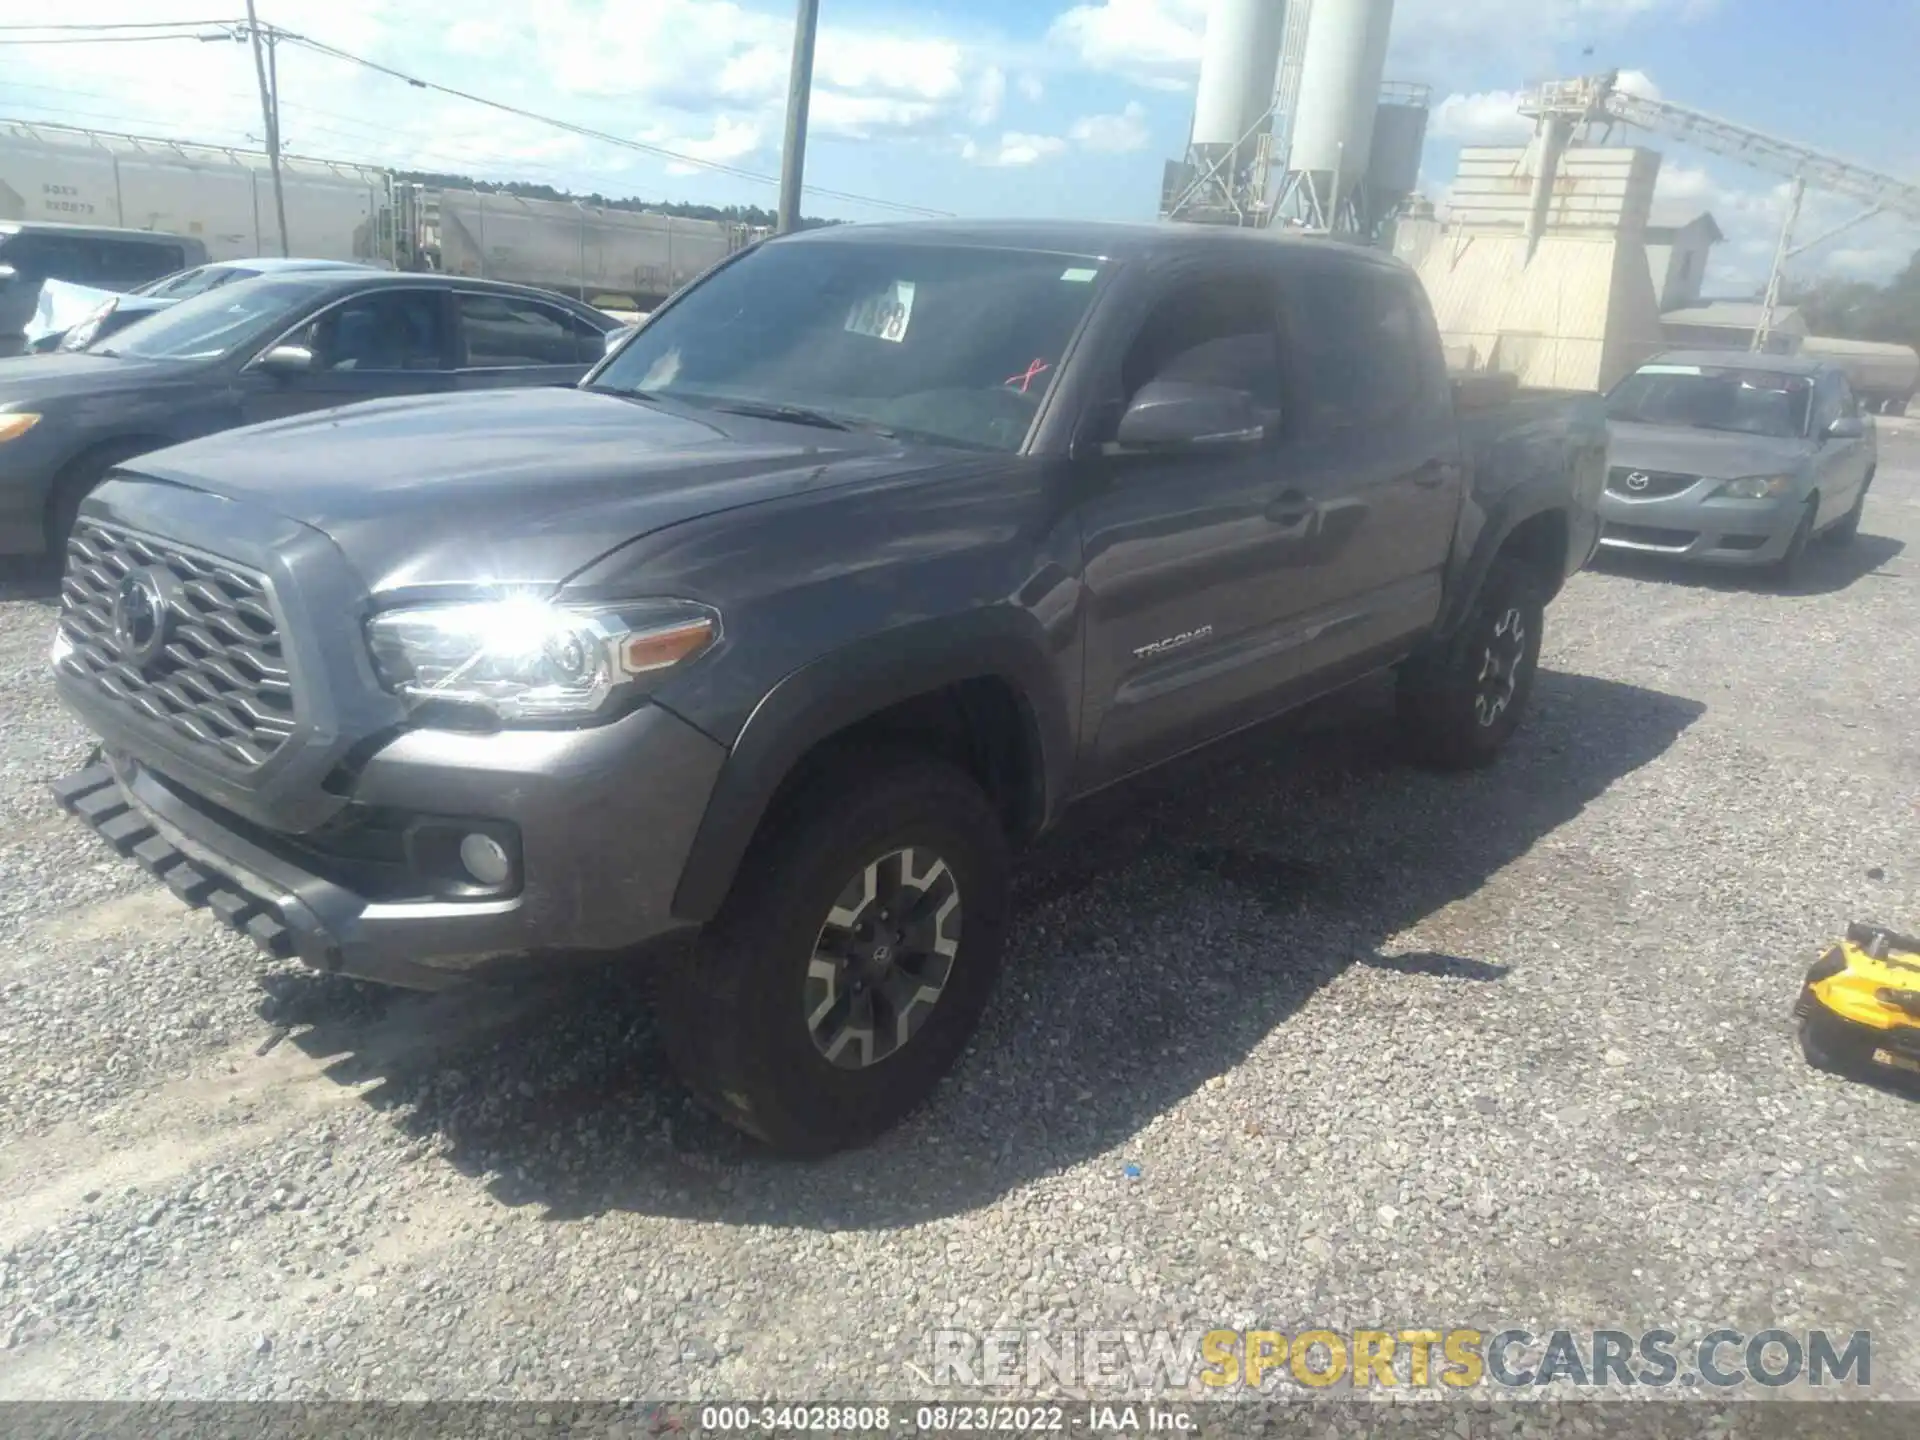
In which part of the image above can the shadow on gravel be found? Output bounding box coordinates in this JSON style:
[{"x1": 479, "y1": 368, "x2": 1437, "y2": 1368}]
[
  {"x1": 0, "y1": 555, "x2": 61, "y2": 604},
  {"x1": 1590, "y1": 532, "x2": 1904, "y2": 596},
  {"x1": 259, "y1": 666, "x2": 1704, "y2": 1228}
]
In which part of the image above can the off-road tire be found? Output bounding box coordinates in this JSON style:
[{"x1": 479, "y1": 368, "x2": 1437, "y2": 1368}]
[
  {"x1": 1396, "y1": 558, "x2": 1546, "y2": 770},
  {"x1": 658, "y1": 750, "x2": 1010, "y2": 1156}
]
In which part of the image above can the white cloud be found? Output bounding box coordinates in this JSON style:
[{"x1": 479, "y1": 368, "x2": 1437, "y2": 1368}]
[
  {"x1": 1017, "y1": 73, "x2": 1046, "y2": 103},
  {"x1": 0, "y1": 0, "x2": 1002, "y2": 200},
  {"x1": 1429, "y1": 91, "x2": 1531, "y2": 145},
  {"x1": 964, "y1": 131, "x2": 1070, "y2": 168},
  {"x1": 971, "y1": 67, "x2": 1008, "y2": 127},
  {"x1": 1069, "y1": 101, "x2": 1150, "y2": 154},
  {"x1": 1047, "y1": 0, "x2": 1711, "y2": 98},
  {"x1": 1046, "y1": 0, "x2": 1205, "y2": 92}
]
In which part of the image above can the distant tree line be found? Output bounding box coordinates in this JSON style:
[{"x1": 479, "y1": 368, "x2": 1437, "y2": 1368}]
[
  {"x1": 1783, "y1": 248, "x2": 1920, "y2": 353},
  {"x1": 393, "y1": 170, "x2": 839, "y2": 231}
]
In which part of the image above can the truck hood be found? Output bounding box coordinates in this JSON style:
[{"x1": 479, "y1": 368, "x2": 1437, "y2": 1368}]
[
  {"x1": 126, "y1": 387, "x2": 935, "y2": 595},
  {"x1": 0, "y1": 351, "x2": 197, "y2": 403},
  {"x1": 1606, "y1": 420, "x2": 1815, "y2": 479}
]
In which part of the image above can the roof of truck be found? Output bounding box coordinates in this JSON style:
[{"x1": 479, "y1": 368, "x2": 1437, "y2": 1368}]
[
  {"x1": 0, "y1": 219, "x2": 201, "y2": 245},
  {"x1": 774, "y1": 217, "x2": 1388, "y2": 266},
  {"x1": 1642, "y1": 349, "x2": 1831, "y2": 378}
]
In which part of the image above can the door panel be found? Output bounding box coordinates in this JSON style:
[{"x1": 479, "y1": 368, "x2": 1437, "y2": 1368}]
[
  {"x1": 1280, "y1": 265, "x2": 1457, "y2": 666},
  {"x1": 239, "y1": 286, "x2": 456, "y2": 424},
  {"x1": 1077, "y1": 271, "x2": 1315, "y2": 784}
]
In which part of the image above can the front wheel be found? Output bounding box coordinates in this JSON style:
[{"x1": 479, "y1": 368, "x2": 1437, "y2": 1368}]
[
  {"x1": 1767, "y1": 496, "x2": 1817, "y2": 586},
  {"x1": 1823, "y1": 472, "x2": 1872, "y2": 547},
  {"x1": 1396, "y1": 559, "x2": 1546, "y2": 770},
  {"x1": 658, "y1": 751, "x2": 1010, "y2": 1155}
]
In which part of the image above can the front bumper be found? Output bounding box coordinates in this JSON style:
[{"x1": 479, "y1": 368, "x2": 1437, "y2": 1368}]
[
  {"x1": 1595, "y1": 485, "x2": 1805, "y2": 567},
  {"x1": 53, "y1": 704, "x2": 728, "y2": 990}
]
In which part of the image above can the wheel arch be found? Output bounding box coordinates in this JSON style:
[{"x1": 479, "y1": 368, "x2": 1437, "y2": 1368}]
[
  {"x1": 670, "y1": 610, "x2": 1072, "y2": 924},
  {"x1": 45, "y1": 433, "x2": 173, "y2": 550}
]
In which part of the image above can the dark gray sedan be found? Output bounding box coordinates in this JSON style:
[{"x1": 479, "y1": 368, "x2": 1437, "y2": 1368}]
[{"x1": 0, "y1": 271, "x2": 619, "y2": 557}]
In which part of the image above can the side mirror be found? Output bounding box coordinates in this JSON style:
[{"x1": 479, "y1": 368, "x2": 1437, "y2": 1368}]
[
  {"x1": 1825, "y1": 415, "x2": 1866, "y2": 440},
  {"x1": 254, "y1": 343, "x2": 315, "y2": 375},
  {"x1": 1114, "y1": 379, "x2": 1266, "y2": 450}
]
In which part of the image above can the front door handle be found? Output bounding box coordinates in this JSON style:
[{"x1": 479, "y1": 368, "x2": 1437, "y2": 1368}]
[
  {"x1": 1265, "y1": 489, "x2": 1315, "y2": 527},
  {"x1": 1414, "y1": 459, "x2": 1458, "y2": 489}
]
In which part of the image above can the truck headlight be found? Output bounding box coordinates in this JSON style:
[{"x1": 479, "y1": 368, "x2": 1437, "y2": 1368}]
[
  {"x1": 365, "y1": 596, "x2": 719, "y2": 723},
  {"x1": 0, "y1": 412, "x2": 41, "y2": 443},
  {"x1": 1714, "y1": 474, "x2": 1795, "y2": 500}
]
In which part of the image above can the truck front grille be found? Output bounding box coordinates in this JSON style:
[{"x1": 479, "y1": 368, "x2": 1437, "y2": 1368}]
[{"x1": 58, "y1": 520, "x2": 296, "y2": 769}]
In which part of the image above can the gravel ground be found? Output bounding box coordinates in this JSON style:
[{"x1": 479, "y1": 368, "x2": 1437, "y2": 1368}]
[{"x1": 1, "y1": 423, "x2": 1917, "y2": 1408}]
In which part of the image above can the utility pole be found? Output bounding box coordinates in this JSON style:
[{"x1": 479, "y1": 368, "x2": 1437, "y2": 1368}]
[
  {"x1": 776, "y1": 0, "x2": 819, "y2": 235},
  {"x1": 245, "y1": 0, "x2": 291, "y2": 256}
]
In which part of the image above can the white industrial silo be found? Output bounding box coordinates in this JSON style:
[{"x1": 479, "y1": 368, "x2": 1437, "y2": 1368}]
[
  {"x1": 1161, "y1": 0, "x2": 1289, "y2": 223},
  {"x1": 1191, "y1": 0, "x2": 1290, "y2": 160},
  {"x1": 1280, "y1": 0, "x2": 1397, "y2": 231}
]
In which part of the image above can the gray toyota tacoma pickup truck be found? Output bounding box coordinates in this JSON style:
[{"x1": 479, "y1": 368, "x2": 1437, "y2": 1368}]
[{"x1": 51, "y1": 220, "x2": 1605, "y2": 1154}]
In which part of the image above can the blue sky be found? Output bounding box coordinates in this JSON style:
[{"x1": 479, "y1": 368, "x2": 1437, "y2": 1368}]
[{"x1": 1, "y1": 0, "x2": 1914, "y2": 288}]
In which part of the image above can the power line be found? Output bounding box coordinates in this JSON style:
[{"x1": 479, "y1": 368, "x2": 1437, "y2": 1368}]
[
  {"x1": 0, "y1": 33, "x2": 234, "y2": 45},
  {"x1": 272, "y1": 28, "x2": 951, "y2": 217}
]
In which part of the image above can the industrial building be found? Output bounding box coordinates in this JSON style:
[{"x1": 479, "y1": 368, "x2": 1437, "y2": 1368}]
[{"x1": 1157, "y1": 2, "x2": 1920, "y2": 398}]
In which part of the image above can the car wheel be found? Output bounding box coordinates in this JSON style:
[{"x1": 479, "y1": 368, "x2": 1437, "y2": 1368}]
[
  {"x1": 1395, "y1": 558, "x2": 1546, "y2": 771},
  {"x1": 1823, "y1": 472, "x2": 1872, "y2": 546},
  {"x1": 1767, "y1": 496, "x2": 1817, "y2": 586},
  {"x1": 659, "y1": 749, "x2": 1010, "y2": 1155}
]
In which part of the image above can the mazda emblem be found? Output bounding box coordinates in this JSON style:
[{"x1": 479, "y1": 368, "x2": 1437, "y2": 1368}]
[
  {"x1": 111, "y1": 566, "x2": 177, "y2": 669},
  {"x1": 1625, "y1": 470, "x2": 1652, "y2": 492}
]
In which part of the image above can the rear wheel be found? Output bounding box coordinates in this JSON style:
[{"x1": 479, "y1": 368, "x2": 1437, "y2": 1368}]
[
  {"x1": 658, "y1": 750, "x2": 1010, "y2": 1155},
  {"x1": 1396, "y1": 558, "x2": 1546, "y2": 770}
]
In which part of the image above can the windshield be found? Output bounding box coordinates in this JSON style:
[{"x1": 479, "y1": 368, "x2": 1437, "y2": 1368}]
[
  {"x1": 1605, "y1": 364, "x2": 1814, "y2": 439},
  {"x1": 136, "y1": 265, "x2": 252, "y2": 301},
  {"x1": 101, "y1": 276, "x2": 316, "y2": 361},
  {"x1": 590, "y1": 239, "x2": 1112, "y2": 451}
]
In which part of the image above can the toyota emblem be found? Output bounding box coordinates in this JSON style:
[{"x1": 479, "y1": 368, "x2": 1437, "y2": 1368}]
[
  {"x1": 1625, "y1": 470, "x2": 1652, "y2": 492},
  {"x1": 111, "y1": 566, "x2": 178, "y2": 669}
]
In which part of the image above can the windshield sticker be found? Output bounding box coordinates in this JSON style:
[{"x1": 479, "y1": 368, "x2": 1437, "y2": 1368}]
[
  {"x1": 845, "y1": 281, "x2": 916, "y2": 343},
  {"x1": 1060, "y1": 267, "x2": 1099, "y2": 283},
  {"x1": 640, "y1": 348, "x2": 683, "y2": 389},
  {"x1": 1639, "y1": 364, "x2": 1703, "y2": 374}
]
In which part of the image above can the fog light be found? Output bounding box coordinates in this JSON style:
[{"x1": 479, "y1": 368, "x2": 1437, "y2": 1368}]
[{"x1": 458, "y1": 832, "x2": 513, "y2": 887}]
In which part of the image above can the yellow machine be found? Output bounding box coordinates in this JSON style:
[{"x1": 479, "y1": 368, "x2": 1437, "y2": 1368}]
[{"x1": 1795, "y1": 923, "x2": 1920, "y2": 1086}]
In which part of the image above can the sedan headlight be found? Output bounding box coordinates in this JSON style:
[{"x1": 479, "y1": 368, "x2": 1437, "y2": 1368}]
[
  {"x1": 1714, "y1": 474, "x2": 1796, "y2": 500},
  {"x1": 57, "y1": 301, "x2": 116, "y2": 352},
  {"x1": 0, "y1": 412, "x2": 41, "y2": 443},
  {"x1": 365, "y1": 596, "x2": 719, "y2": 723}
]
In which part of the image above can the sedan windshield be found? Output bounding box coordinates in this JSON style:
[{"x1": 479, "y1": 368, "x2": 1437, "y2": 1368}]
[
  {"x1": 136, "y1": 265, "x2": 254, "y2": 301},
  {"x1": 100, "y1": 276, "x2": 316, "y2": 361},
  {"x1": 590, "y1": 240, "x2": 1112, "y2": 451},
  {"x1": 1606, "y1": 364, "x2": 1814, "y2": 439}
]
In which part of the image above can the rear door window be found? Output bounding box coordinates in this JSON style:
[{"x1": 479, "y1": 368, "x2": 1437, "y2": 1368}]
[
  {"x1": 456, "y1": 293, "x2": 607, "y2": 367},
  {"x1": 1286, "y1": 265, "x2": 1431, "y2": 435}
]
